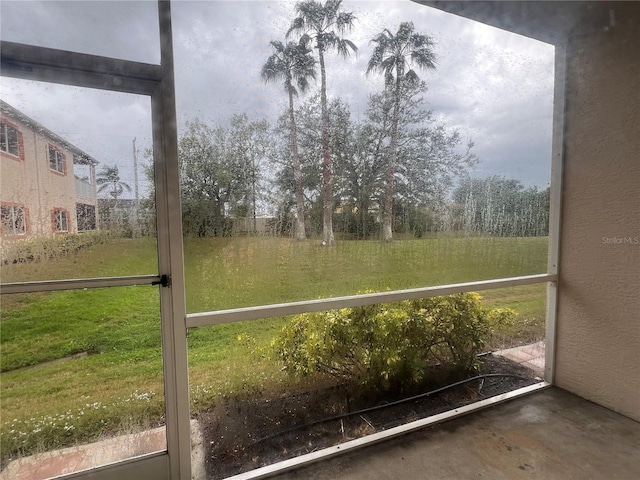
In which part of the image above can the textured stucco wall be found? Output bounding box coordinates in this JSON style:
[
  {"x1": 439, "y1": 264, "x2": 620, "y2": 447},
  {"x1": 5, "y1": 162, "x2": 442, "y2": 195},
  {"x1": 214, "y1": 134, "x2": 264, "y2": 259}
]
[
  {"x1": 1, "y1": 113, "x2": 78, "y2": 237},
  {"x1": 555, "y1": 4, "x2": 640, "y2": 421}
]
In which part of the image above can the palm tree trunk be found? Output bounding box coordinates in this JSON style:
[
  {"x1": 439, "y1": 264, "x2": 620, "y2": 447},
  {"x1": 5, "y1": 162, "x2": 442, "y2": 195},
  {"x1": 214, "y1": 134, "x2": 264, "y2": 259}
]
[
  {"x1": 252, "y1": 167, "x2": 257, "y2": 234},
  {"x1": 318, "y1": 46, "x2": 335, "y2": 245},
  {"x1": 383, "y1": 84, "x2": 401, "y2": 242},
  {"x1": 288, "y1": 86, "x2": 306, "y2": 240},
  {"x1": 111, "y1": 182, "x2": 119, "y2": 231}
]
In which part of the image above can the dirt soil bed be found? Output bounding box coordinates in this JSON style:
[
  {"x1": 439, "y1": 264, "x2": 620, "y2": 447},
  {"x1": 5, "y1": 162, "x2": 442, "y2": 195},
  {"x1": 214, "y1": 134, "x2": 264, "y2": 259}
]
[{"x1": 197, "y1": 355, "x2": 539, "y2": 479}]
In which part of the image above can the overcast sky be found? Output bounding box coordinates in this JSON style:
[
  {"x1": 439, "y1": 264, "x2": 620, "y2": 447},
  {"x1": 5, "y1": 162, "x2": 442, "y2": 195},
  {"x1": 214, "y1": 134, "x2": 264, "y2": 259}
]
[{"x1": 0, "y1": 0, "x2": 555, "y2": 200}]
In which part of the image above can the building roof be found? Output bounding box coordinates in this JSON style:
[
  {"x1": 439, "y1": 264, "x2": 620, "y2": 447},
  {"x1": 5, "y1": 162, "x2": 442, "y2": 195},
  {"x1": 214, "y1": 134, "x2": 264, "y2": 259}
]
[{"x1": 0, "y1": 99, "x2": 99, "y2": 165}]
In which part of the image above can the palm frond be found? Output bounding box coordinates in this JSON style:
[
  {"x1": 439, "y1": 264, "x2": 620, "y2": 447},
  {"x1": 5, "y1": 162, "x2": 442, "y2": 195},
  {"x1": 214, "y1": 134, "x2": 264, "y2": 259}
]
[
  {"x1": 367, "y1": 22, "x2": 436, "y2": 85},
  {"x1": 289, "y1": 0, "x2": 356, "y2": 55},
  {"x1": 366, "y1": 42, "x2": 387, "y2": 74},
  {"x1": 270, "y1": 40, "x2": 285, "y2": 52},
  {"x1": 287, "y1": 16, "x2": 305, "y2": 38},
  {"x1": 380, "y1": 56, "x2": 396, "y2": 73},
  {"x1": 411, "y1": 48, "x2": 437, "y2": 70},
  {"x1": 261, "y1": 55, "x2": 285, "y2": 84},
  {"x1": 262, "y1": 37, "x2": 317, "y2": 96},
  {"x1": 336, "y1": 11, "x2": 356, "y2": 31},
  {"x1": 397, "y1": 21, "x2": 414, "y2": 40},
  {"x1": 325, "y1": 0, "x2": 343, "y2": 17},
  {"x1": 295, "y1": 1, "x2": 325, "y2": 31},
  {"x1": 323, "y1": 32, "x2": 357, "y2": 57},
  {"x1": 342, "y1": 38, "x2": 358, "y2": 53}
]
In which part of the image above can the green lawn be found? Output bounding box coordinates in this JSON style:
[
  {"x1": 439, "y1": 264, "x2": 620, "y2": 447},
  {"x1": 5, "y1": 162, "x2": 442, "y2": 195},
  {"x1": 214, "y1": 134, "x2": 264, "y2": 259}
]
[
  {"x1": 183, "y1": 235, "x2": 547, "y2": 311},
  {"x1": 0, "y1": 235, "x2": 548, "y2": 461}
]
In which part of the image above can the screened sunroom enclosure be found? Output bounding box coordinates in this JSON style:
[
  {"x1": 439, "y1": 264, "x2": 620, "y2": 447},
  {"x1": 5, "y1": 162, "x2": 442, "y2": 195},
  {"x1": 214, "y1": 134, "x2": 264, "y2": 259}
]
[{"x1": 0, "y1": 1, "x2": 562, "y2": 479}]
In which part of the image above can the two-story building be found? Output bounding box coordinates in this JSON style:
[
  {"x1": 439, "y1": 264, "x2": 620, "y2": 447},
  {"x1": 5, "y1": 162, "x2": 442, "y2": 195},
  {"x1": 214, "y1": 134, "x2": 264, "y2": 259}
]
[{"x1": 0, "y1": 100, "x2": 98, "y2": 241}]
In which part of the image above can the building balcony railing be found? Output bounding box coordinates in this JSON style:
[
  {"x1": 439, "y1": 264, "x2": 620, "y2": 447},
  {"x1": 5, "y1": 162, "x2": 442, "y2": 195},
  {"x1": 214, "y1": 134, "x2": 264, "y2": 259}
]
[{"x1": 75, "y1": 178, "x2": 95, "y2": 200}]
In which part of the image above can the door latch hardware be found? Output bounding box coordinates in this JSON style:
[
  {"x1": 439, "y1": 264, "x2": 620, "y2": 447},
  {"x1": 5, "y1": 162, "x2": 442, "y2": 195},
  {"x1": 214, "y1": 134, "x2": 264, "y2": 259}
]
[{"x1": 152, "y1": 274, "x2": 170, "y2": 288}]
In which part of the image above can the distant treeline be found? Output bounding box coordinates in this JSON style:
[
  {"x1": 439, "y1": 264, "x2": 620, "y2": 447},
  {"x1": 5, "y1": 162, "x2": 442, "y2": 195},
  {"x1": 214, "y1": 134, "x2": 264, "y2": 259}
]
[
  {"x1": 450, "y1": 176, "x2": 549, "y2": 237},
  {"x1": 280, "y1": 175, "x2": 550, "y2": 239}
]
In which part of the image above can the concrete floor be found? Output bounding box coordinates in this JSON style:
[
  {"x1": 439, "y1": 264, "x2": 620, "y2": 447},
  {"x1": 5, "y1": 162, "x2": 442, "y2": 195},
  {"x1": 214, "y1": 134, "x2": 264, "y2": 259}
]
[{"x1": 271, "y1": 387, "x2": 640, "y2": 480}]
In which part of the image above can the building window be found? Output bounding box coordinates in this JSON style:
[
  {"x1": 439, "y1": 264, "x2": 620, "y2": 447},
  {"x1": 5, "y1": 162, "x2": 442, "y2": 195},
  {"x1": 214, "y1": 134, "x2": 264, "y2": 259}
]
[
  {"x1": 52, "y1": 208, "x2": 69, "y2": 232},
  {"x1": 76, "y1": 203, "x2": 96, "y2": 231},
  {"x1": 49, "y1": 145, "x2": 66, "y2": 174},
  {"x1": 0, "y1": 121, "x2": 23, "y2": 159},
  {"x1": 1, "y1": 204, "x2": 27, "y2": 236}
]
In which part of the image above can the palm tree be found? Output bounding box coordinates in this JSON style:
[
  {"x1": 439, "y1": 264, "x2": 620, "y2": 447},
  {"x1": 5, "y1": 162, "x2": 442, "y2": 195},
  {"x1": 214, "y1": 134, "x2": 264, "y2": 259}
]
[
  {"x1": 262, "y1": 39, "x2": 316, "y2": 240},
  {"x1": 367, "y1": 22, "x2": 436, "y2": 242},
  {"x1": 287, "y1": 0, "x2": 357, "y2": 245},
  {"x1": 97, "y1": 165, "x2": 131, "y2": 202}
]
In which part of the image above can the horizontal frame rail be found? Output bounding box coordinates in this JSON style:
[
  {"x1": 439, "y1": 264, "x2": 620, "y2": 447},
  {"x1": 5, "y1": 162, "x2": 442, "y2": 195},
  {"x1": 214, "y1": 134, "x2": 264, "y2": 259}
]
[
  {"x1": 59, "y1": 451, "x2": 169, "y2": 480},
  {"x1": 187, "y1": 273, "x2": 556, "y2": 328},
  {"x1": 0, "y1": 41, "x2": 161, "y2": 95},
  {"x1": 0, "y1": 275, "x2": 163, "y2": 295}
]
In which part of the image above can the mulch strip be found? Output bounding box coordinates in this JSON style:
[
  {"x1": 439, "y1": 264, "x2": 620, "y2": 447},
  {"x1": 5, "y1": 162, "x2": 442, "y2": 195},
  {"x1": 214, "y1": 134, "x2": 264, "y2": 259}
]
[{"x1": 198, "y1": 355, "x2": 538, "y2": 479}]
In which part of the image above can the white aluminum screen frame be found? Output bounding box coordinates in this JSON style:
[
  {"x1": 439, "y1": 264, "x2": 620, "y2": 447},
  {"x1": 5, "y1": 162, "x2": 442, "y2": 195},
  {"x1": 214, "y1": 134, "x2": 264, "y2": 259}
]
[
  {"x1": 0, "y1": 2, "x2": 190, "y2": 479},
  {"x1": 187, "y1": 274, "x2": 556, "y2": 328},
  {"x1": 545, "y1": 43, "x2": 567, "y2": 384},
  {"x1": 0, "y1": 1, "x2": 565, "y2": 479}
]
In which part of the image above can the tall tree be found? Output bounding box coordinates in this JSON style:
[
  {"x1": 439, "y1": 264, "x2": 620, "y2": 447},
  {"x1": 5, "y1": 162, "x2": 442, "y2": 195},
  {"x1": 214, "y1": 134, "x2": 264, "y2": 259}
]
[
  {"x1": 363, "y1": 84, "x2": 476, "y2": 236},
  {"x1": 178, "y1": 119, "x2": 232, "y2": 236},
  {"x1": 367, "y1": 21, "x2": 436, "y2": 241},
  {"x1": 97, "y1": 165, "x2": 132, "y2": 231},
  {"x1": 273, "y1": 89, "x2": 475, "y2": 238},
  {"x1": 97, "y1": 165, "x2": 131, "y2": 202},
  {"x1": 273, "y1": 93, "x2": 354, "y2": 237},
  {"x1": 287, "y1": 0, "x2": 357, "y2": 245},
  {"x1": 262, "y1": 39, "x2": 316, "y2": 240},
  {"x1": 229, "y1": 114, "x2": 271, "y2": 233},
  {"x1": 177, "y1": 117, "x2": 269, "y2": 237}
]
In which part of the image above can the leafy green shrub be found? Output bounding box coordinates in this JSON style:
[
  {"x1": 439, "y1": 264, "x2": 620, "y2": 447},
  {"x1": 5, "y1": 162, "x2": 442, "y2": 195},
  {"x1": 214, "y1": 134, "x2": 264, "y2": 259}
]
[
  {"x1": 273, "y1": 293, "x2": 514, "y2": 391},
  {"x1": 1, "y1": 230, "x2": 112, "y2": 265}
]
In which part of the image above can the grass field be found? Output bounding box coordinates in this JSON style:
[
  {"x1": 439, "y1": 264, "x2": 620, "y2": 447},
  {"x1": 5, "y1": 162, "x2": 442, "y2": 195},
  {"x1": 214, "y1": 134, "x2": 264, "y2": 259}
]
[{"x1": 0, "y1": 235, "x2": 548, "y2": 462}]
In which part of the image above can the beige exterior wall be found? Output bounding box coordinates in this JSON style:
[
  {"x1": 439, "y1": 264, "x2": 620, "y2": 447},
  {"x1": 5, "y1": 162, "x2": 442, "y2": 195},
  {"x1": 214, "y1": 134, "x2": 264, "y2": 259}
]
[
  {"x1": 555, "y1": 4, "x2": 640, "y2": 421},
  {"x1": 1, "y1": 113, "x2": 86, "y2": 238}
]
